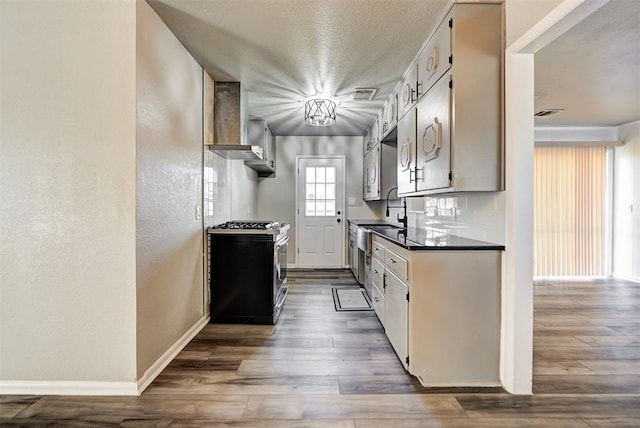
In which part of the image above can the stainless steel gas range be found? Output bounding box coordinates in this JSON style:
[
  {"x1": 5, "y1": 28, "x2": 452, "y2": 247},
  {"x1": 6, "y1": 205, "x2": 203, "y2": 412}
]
[{"x1": 207, "y1": 220, "x2": 289, "y2": 324}]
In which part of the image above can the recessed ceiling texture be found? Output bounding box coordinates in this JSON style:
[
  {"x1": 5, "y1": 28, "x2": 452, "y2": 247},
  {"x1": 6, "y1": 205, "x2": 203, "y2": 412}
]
[
  {"x1": 146, "y1": 0, "x2": 450, "y2": 136},
  {"x1": 534, "y1": 0, "x2": 640, "y2": 127}
]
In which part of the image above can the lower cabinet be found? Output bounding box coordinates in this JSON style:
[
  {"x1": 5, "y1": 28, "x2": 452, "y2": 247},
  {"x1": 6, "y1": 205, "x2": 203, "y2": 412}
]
[
  {"x1": 371, "y1": 234, "x2": 501, "y2": 387},
  {"x1": 384, "y1": 270, "x2": 408, "y2": 370}
]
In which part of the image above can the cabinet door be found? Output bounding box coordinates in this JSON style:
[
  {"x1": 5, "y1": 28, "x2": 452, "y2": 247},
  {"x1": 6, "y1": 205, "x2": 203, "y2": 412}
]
[
  {"x1": 363, "y1": 150, "x2": 370, "y2": 199},
  {"x1": 416, "y1": 74, "x2": 451, "y2": 192},
  {"x1": 398, "y1": 63, "x2": 418, "y2": 120},
  {"x1": 385, "y1": 270, "x2": 408, "y2": 370},
  {"x1": 371, "y1": 282, "x2": 385, "y2": 327},
  {"x1": 397, "y1": 107, "x2": 416, "y2": 196},
  {"x1": 386, "y1": 90, "x2": 398, "y2": 131},
  {"x1": 369, "y1": 145, "x2": 380, "y2": 200},
  {"x1": 417, "y1": 14, "x2": 451, "y2": 100},
  {"x1": 370, "y1": 117, "x2": 379, "y2": 147}
]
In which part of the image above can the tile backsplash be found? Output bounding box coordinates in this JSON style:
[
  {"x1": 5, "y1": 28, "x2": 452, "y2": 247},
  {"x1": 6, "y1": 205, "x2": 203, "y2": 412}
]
[
  {"x1": 406, "y1": 192, "x2": 505, "y2": 244},
  {"x1": 203, "y1": 150, "x2": 231, "y2": 227}
]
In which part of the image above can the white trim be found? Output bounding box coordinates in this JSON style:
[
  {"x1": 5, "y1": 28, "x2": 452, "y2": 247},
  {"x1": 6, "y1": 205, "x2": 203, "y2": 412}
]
[
  {"x1": 136, "y1": 315, "x2": 209, "y2": 394},
  {"x1": 605, "y1": 147, "x2": 614, "y2": 277},
  {"x1": 612, "y1": 274, "x2": 640, "y2": 284},
  {"x1": 507, "y1": 0, "x2": 609, "y2": 54},
  {"x1": 502, "y1": 0, "x2": 612, "y2": 395},
  {"x1": 0, "y1": 316, "x2": 210, "y2": 396},
  {"x1": 294, "y1": 155, "x2": 347, "y2": 268},
  {"x1": 0, "y1": 380, "x2": 139, "y2": 396}
]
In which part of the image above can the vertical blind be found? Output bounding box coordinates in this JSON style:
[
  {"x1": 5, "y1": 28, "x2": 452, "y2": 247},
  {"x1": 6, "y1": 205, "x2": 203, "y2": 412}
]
[{"x1": 534, "y1": 146, "x2": 606, "y2": 276}]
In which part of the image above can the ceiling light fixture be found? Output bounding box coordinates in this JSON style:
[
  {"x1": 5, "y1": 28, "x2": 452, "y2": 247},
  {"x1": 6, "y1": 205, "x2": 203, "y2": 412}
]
[{"x1": 304, "y1": 97, "x2": 337, "y2": 126}]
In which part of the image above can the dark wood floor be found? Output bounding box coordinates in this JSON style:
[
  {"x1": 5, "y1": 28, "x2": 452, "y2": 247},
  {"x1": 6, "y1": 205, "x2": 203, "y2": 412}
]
[{"x1": 2, "y1": 270, "x2": 639, "y2": 426}]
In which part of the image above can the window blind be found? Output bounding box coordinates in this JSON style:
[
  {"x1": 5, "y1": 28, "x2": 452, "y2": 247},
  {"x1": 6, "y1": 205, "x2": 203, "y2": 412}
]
[{"x1": 534, "y1": 146, "x2": 606, "y2": 276}]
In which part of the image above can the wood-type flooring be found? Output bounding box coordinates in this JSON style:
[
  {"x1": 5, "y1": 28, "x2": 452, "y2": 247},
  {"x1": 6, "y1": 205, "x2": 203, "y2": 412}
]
[{"x1": 2, "y1": 270, "x2": 639, "y2": 426}]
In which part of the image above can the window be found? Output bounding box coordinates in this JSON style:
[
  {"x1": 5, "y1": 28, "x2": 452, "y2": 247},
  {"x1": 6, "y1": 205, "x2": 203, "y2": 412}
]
[
  {"x1": 305, "y1": 166, "x2": 336, "y2": 216},
  {"x1": 534, "y1": 146, "x2": 606, "y2": 276}
]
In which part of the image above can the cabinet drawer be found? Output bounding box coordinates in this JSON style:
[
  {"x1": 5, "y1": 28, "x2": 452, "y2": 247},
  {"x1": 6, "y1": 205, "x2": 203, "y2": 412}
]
[
  {"x1": 385, "y1": 249, "x2": 409, "y2": 281},
  {"x1": 417, "y1": 13, "x2": 451, "y2": 99},
  {"x1": 372, "y1": 241, "x2": 385, "y2": 259},
  {"x1": 371, "y1": 256, "x2": 385, "y2": 288},
  {"x1": 371, "y1": 282, "x2": 385, "y2": 326}
]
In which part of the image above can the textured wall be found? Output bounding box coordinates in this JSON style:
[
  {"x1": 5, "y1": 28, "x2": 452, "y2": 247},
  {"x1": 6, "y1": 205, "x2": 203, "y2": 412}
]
[
  {"x1": 613, "y1": 120, "x2": 640, "y2": 281},
  {"x1": 135, "y1": 0, "x2": 204, "y2": 377},
  {"x1": 257, "y1": 136, "x2": 377, "y2": 265},
  {"x1": 0, "y1": 1, "x2": 137, "y2": 381}
]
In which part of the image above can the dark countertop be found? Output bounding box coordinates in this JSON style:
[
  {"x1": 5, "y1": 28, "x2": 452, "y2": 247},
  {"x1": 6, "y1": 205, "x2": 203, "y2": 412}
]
[
  {"x1": 348, "y1": 219, "x2": 398, "y2": 226},
  {"x1": 367, "y1": 225, "x2": 505, "y2": 251}
]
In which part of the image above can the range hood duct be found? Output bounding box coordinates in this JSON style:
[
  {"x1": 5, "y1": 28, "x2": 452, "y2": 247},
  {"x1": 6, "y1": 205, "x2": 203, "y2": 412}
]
[{"x1": 208, "y1": 82, "x2": 263, "y2": 160}]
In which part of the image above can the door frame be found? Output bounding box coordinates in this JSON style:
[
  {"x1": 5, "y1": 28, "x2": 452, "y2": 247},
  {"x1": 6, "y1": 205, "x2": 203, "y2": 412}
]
[{"x1": 294, "y1": 155, "x2": 347, "y2": 268}]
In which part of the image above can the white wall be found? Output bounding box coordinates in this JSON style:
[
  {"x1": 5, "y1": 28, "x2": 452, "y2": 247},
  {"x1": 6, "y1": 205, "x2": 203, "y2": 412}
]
[
  {"x1": 135, "y1": 0, "x2": 205, "y2": 378},
  {"x1": 613, "y1": 120, "x2": 640, "y2": 282},
  {"x1": 0, "y1": 1, "x2": 137, "y2": 382},
  {"x1": 230, "y1": 160, "x2": 258, "y2": 220},
  {"x1": 257, "y1": 136, "x2": 377, "y2": 265}
]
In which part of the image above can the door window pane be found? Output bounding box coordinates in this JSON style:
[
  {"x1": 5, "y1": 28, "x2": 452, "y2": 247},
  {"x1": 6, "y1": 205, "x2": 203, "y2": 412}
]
[
  {"x1": 304, "y1": 165, "x2": 337, "y2": 217},
  {"x1": 326, "y1": 167, "x2": 336, "y2": 183},
  {"x1": 306, "y1": 201, "x2": 315, "y2": 216},
  {"x1": 326, "y1": 200, "x2": 336, "y2": 216},
  {"x1": 306, "y1": 167, "x2": 316, "y2": 183},
  {"x1": 306, "y1": 184, "x2": 316, "y2": 199},
  {"x1": 326, "y1": 183, "x2": 335, "y2": 199}
]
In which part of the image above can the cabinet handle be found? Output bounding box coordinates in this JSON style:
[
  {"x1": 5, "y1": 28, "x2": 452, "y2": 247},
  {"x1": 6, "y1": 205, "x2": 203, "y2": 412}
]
[
  {"x1": 389, "y1": 258, "x2": 397, "y2": 264},
  {"x1": 374, "y1": 269, "x2": 379, "y2": 274}
]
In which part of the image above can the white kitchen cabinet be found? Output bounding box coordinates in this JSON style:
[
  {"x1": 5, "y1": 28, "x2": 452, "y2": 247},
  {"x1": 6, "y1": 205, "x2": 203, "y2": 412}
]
[
  {"x1": 416, "y1": 73, "x2": 451, "y2": 192},
  {"x1": 371, "y1": 250, "x2": 386, "y2": 327},
  {"x1": 385, "y1": 269, "x2": 408, "y2": 370},
  {"x1": 363, "y1": 145, "x2": 379, "y2": 200},
  {"x1": 371, "y1": 233, "x2": 501, "y2": 386},
  {"x1": 397, "y1": 3, "x2": 503, "y2": 197},
  {"x1": 398, "y1": 63, "x2": 418, "y2": 121},
  {"x1": 397, "y1": 107, "x2": 416, "y2": 196},
  {"x1": 416, "y1": 15, "x2": 451, "y2": 100},
  {"x1": 364, "y1": 121, "x2": 377, "y2": 154},
  {"x1": 363, "y1": 141, "x2": 397, "y2": 202}
]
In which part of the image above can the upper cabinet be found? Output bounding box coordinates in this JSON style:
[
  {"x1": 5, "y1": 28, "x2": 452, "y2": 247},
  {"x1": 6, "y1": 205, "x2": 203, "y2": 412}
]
[
  {"x1": 398, "y1": 63, "x2": 418, "y2": 121},
  {"x1": 245, "y1": 119, "x2": 276, "y2": 177},
  {"x1": 416, "y1": 16, "x2": 451, "y2": 100},
  {"x1": 397, "y1": 3, "x2": 504, "y2": 196},
  {"x1": 364, "y1": 141, "x2": 397, "y2": 202}
]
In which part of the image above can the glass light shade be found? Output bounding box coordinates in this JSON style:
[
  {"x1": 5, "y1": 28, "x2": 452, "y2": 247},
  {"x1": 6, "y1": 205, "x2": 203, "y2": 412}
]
[{"x1": 304, "y1": 97, "x2": 337, "y2": 126}]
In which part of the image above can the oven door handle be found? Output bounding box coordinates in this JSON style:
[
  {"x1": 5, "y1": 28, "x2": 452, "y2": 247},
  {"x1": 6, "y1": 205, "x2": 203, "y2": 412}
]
[{"x1": 275, "y1": 236, "x2": 288, "y2": 277}]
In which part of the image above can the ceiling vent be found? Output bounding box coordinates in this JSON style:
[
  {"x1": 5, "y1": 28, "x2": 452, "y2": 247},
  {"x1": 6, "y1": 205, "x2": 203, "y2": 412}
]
[
  {"x1": 352, "y1": 88, "x2": 378, "y2": 101},
  {"x1": 535, "y1": 109, "x2": 564, "y2": 117}
]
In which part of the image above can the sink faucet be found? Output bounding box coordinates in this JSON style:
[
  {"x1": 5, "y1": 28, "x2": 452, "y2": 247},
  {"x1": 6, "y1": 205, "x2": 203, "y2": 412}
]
[{"x1": 385, "y1": 187, "x2": 407, "y2": 230}]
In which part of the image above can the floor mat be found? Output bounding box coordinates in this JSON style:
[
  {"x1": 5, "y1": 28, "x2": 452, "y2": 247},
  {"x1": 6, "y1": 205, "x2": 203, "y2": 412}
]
[{"x1": 332, "y1": 287, "x2": 373, "y2": 311}]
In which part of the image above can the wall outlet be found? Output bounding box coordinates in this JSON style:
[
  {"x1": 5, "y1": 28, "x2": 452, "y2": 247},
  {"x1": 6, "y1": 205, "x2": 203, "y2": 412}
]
[{"x1": 196, "y1": 205, "x2": 202, "y2": 220}]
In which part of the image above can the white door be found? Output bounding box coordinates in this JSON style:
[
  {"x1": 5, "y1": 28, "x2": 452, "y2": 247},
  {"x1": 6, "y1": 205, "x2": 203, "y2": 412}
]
[{"x1": 296, "y1": 156, "x2": 345, "y2": 268}]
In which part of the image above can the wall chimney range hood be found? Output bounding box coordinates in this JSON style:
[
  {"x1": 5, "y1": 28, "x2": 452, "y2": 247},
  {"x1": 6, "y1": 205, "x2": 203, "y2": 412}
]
[{"x1": 208, "y1": 82, "x2": 263, "y2": 161}]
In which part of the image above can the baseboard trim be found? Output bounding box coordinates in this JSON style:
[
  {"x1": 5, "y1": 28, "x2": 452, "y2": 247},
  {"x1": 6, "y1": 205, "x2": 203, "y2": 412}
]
[
  {"x1": 612, "y1": 274, "x2": 640, "y2": 284},
  {"x1": 136, "y1": 315, "x2": 209, "y2": 394},
  {"x1": 0, "y1": 380, "x2": 139, "y2": 396},
  {"x1": 0, "y1": 315, "x2": 210, "y2": 396}
]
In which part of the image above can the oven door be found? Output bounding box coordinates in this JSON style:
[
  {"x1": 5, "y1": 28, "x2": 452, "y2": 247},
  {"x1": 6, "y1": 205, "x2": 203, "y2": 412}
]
[{"x1": 274, "y1": 235, "x2": 288, "y2": 320}]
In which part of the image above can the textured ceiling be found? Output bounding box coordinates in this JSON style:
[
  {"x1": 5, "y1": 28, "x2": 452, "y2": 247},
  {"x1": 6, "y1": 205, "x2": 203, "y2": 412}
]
[
  {"x1": 534, "y1": 0, "x2": 640, "y2": 127},
  {"x1": 146, "y1": 0, "x2": 450, "y2": 136}
]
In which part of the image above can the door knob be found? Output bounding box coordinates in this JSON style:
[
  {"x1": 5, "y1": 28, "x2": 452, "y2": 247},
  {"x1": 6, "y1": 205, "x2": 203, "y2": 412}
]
[
  {"x1": 337, "y1": 218, "x2": 342, "y2": 223},
  {"x1": 337, "y1": 211, "x2": 341, "y2": 215}
]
